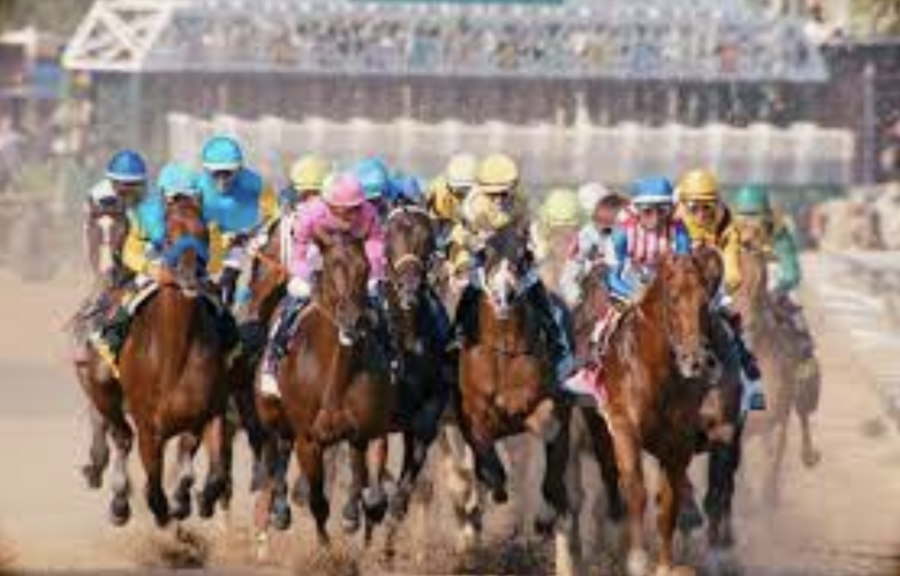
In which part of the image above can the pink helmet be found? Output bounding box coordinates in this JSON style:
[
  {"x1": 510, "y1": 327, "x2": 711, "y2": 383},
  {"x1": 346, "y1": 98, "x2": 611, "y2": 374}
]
[{"x1": 324, "y1": 174, "x2": 366, "y2": 208}]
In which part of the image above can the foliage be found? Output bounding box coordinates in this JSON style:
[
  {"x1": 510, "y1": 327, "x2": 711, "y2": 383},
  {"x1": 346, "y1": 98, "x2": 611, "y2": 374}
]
[{"x1": 853, "y1": 0, "x2": 900, "y2": 36}]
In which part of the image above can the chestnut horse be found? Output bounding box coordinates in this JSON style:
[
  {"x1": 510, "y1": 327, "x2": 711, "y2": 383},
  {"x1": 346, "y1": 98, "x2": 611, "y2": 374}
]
[
  {"x1": 109, "y1": 195, "x2": 230, "y2": 526},
  {"x1": 253, "y1": 232, "x2": 396, "y2": 547},
  {"x1": 596, "y1": 249, "x2": 723, "y2": 576},
  {"x1": 733, "y1": 219, "x2": 821, "y2": 505},
  {"x1": 73, "y1": 195, "x2": 131, "y2": 492},
  {"x1": 456, "y1": 224, "x2": 571, "y2": 537}
]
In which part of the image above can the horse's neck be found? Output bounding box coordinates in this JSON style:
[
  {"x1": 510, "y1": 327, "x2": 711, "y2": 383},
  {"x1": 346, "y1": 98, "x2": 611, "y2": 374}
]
[
  {"x1": 149, "y1": 288, "x2": 204, "y2": 380},
  {"x1": 478, "y1": 297, "x2": 531, "y2": 350},
  {"x1": 737, "y1": 251, "x2": 771, "y2": 334},
  {"x1": 607, "y1": 281, "x2": 673, "y2": 387}
]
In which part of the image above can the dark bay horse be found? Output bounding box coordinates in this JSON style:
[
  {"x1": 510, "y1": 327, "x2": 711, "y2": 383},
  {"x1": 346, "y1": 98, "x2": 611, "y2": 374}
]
[
  {"x1": 253, "y1": 232, "x2": 396, "y2": 548},
  {"x1": 456, "y1": 225, "x2": 571, "y2": 539},
  {"x1": 381, "y1": 205, "x2": 452, "y2": 518},
  {"x1": 733, "y1": 219, "x2": 821, "y2": 505},
  {"x1": 106, "y1": 195, "x2": 230, "y2": 526},
  {"x1": 595, "y1": 249, "x2": 723, "y2": 576}
]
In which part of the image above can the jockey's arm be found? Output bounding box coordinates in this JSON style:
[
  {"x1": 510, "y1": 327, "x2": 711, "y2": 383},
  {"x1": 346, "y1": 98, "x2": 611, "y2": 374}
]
[
  {"x1": 206, "y1": 222, "x2": 225, "y2": 277},
  {"x1": 772, "y1": 225, "x2": 801, "y2": 293},
  {"x1": 122, "y1": 224, "x2": 153, "y2": 276},
  {"x1": 289, "y1": 209, "x2": 314, "y2": 281},
  {"x1": 720, "y1": 227, "x2": 743, "y2": 295},
  {"x1": 363, "y1": 205, "x2": 387, "y2": 283},
  {"x1": 606, "y1": 228, "x2": 637, "y2": 300},
  {"x1": 673, "y1": 223, "x2": 692, "y2": 255},
  {"x1": 259, "y1": 181, "x2": 279, "y2": 225}
]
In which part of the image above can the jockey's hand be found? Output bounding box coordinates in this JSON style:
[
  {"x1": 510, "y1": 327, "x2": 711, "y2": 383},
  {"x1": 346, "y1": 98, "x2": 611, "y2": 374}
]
[
  {"x1": 149, "y1": 262, "x2": 175, "y2": 285},
  {"x1": 247, "y1": 233, "x2": 267, "y2": 257},
  {"x1": 287, "y1": 278, "x2": 311, "y2": 299}
]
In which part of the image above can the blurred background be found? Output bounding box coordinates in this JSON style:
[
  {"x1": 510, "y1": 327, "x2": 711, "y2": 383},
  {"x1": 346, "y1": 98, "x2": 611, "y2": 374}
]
[{"x1": 0, "y1": 0, "x2": 897, "y2": 281}]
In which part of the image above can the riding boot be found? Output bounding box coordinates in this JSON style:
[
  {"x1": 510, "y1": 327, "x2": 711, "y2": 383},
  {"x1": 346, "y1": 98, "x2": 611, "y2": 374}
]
[
  {"x1": 733, "y1": 336, "x2": 766, "y2": 413},
  {"x1": 452, "y1": 284, "x2": 481, "y2": 349},
  {"x1": 525, "y1": 282, "x2": 575, "y2": 385},
  {"x1": 425, "y1": 287, "x2": 452, "y2": 351},
  {"x1": 260, "y1": 296, "x2": 305, "y2": 397},
  {"x1": 220, "y1": 266, "x2": 241, "y2": 308}
]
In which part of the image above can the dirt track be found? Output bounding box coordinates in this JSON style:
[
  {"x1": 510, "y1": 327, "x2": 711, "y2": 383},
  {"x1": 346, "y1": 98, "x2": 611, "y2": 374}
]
[{"x1": 0, "y1": 255, "x2": 898, "y2": 575}]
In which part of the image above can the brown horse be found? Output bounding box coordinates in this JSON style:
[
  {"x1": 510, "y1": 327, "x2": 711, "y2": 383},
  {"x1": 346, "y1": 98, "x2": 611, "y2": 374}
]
[
  {"x1": 596, "y1": 249, "x2": 723, "y2": 576},
  {"x1": 380, "y1": 206, "x2": 451, "y2": 517},
  {"x1": 111, "y1": 195, "x2": 230, "y2": 526},
  {"x1": 733, "y1": 219, "x2": 821, "y2": 505},
  {"x1": 72, "y1": 195, "x2": 131, "y2": 491},
  {"x1": 253, "y1": 232, "x2": 396, "y2": 546},
  {"x1": 456, "y1": 224, "x2": 571, "y2": 537}
]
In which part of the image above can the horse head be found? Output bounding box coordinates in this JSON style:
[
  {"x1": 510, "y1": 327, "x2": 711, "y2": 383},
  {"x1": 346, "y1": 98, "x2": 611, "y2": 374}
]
[
  {"x1": 243, "y1": 220, "x2": 287, "y2": 325},
  {"x1": 85, "y1": 197, "x2": 129, "y2": 288},
  {"x1": 315, "y1": 230, "x2": 370, "y2": 345},
  {"x1": 162, "y1": 194, "x2": 209, "y2": 296},
  {"x1": 482, "y1": 224, "x2": 530, "y2": 320},
  {"x1": 654, "y1": 247, "x2": 721, "y2": 380},
  {"x1": 387, "y1": 208, "x2": 434, "y2": 312},
  {"x1": 733, "y1": 216, "x2": 770, "y2": 323}
]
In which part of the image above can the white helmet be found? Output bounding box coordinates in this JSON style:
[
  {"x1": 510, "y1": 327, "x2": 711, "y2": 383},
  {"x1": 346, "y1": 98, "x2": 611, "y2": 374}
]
[{"x1": 578, "y1": 182, "x2": 616, "y2": 214}]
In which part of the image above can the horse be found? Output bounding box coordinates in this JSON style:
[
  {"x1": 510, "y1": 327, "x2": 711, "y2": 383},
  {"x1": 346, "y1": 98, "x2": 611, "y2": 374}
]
[
  {"x1": 593, "y1": 249, "x2": 724, "y2": 576},
  {"x1": 253, "y1": 231, "x2": 396, "y2": 548},
  {"x1": 378, "y1": 205, "x2": 452, "y2": 518},
  {"x1": 455, "y1": 224, "x2": 571, "y2": 541},
  {"x1": 92, "y1": 194, "x2": 232, "y2": 526},
  {"x1": 72, "y1": 195, "x2": 131, "y2": 491},
  {"x1": 732, "y1": 218, "x2": 821, "y2": 505}
]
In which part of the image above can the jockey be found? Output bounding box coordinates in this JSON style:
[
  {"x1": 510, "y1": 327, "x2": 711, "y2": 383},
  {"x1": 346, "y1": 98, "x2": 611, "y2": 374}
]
[
  {"x1": 389, "y1": 173, "x2": 426, "y2": 207},
  {"x1": 86, "y1": 149, "x2": 150, "y2": 218},
  {"x1": 196, "y1": 135, "x2": 278, "y2": 306},
  {"x1": 281, "y1": 154, "x2": 330, "y2": 211},
  {"x1": 89, "y1": 163, "x2": 204, "y2": 366},
  {"x1": 559, "y1": 182, "x2": 626, "y2": 307},
  {"x1": 355, "y1": 157, "x2": 392, "y2": 219},
  {"x1": 732, "y1": 184, "x2": 815, "y2": 359},
  {"x1": 259, "y1": 173, "x2": 386, "y2": 396},
  {"x1": 533, "y1": 187, "x2": 582, "y2": 266},
  {"x1": 606, "y1": 176, "x2": 692, "y2": 301},
  {"x1": 676, "y1": 169, "x2": 765, "y2": 412},
  {"x1": 454, "y1": 153, "x2": 575, "y2": 385}
]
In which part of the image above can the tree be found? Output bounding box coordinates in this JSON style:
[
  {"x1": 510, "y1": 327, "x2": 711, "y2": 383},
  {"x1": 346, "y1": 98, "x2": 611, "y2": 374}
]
[{"x1": 854, "y1": 0, "x2": 900, "y2": 36}]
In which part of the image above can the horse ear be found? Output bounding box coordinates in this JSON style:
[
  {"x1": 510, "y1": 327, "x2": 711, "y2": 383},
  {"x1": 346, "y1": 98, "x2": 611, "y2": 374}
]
[
  {"x1": 314, "y1": 229, "x2": 336, "y2": 251},
  {"x1": 694, "y1": 246, "x2": 724, "y2": 294}
]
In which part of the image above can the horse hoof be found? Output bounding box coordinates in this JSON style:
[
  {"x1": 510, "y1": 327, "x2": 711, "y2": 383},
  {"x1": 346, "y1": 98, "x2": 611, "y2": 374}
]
[
  {"x1": 109, "y1": 496, "x2": 131, "y2": 527},
  {"x1": 342, "y1": 500, "x2": 361, "y2": 534},
  {"x1": 153, "y1": 512, "x2": 171, "y2": 529},
  {"x1": 271, "y1": 502, "x2": 292, "y2": 532},
  {"x1": 677, "y1": 501, "x2": 704, "y2": 534},
  {"x1": 171, "y1": 501, "x2": 191, "y2": 521},
  {"x1": 490, "y1": 486, "x2": 508, "y2": 504},
  {"x1": 81, "y1": 465, "x2": 103, "y2": 490},
  {"x1": 802, "y1": 448, "x2": 822, "y2": 468},
  {"x1": 362, "y1": 487, "x2": 389, "y2": 524},
  {"x1": 534, "y1": 501, "x2": 558, "y2": 537},
  {"x1": 626, "y1": 549, "x2": 651, "y2": 576}
]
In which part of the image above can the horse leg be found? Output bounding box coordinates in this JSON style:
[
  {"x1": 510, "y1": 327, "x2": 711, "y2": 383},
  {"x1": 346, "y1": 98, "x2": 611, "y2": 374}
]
[
  {"x1": 172, "y1": 433, "x2": 200, "y2": 521},
  {"x1": 137, "y1": 426, "x2": 170, "y2": 527},
  {"x1": 584, "y1": 408, "x2": 625, "y2": 523},
  {"x1": 232, "y1": 368, "x2": 268, "y2": 492},
  {"x1": 81, "y1": 403, "x2": 110, "y2": 490},
  {"x1": 107, "y1": 413, "x2": 134, "y2": 527},
  {"x1": 361, "y1": 437, "x2": 390, "y2": 543},
  {"x1": 296, "y1": 437, "x2": 330, "y2": 545},
  {"x1": 458, "y1": 415, "x2": 507, "y2": 503},
  {"x1": 341, "y1": 442, "x2": 365, "y2": 534},
  {"x1": 798, "y1": 410, "x2": 821, "y2": 468},
  {"x1": 657, "y1": 455, "x2": 690, "y2": 576},
  {"x1": 765, "y1": 415, "x2": 790, "y2": 507},
  {"x1": 704, "y1": 435, "x2": 741, "y2": 554},
  {"x1": 536, "y1": 405, "x2": 571, "y2": 536},
  {"x1": 252, "y1": 435, "x2": 287, "y2": 560},
  {"x1": 270, "y1": 437, "x2": 293, "y2": 531},
  {"x1": 197, "y1": 415, "x2": 230, "y2": 519},
  {"x1": 391, "y1": 430, "x2": 429, "y2": 520},
  {"x1": 608, "y1": 418, "x2": 649, "y2": 576},
  {"x1": 440, "y1": 425, "x2": 483, "y2": 550}
]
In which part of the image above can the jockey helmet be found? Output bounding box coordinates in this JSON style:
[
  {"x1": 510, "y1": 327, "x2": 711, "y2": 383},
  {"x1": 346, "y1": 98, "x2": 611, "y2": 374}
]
[
  {"x1": 677, "y1": 169, "x2": 719, "y2": 203},
  {"x1": 158, "y1": 162, "x2": 200, "y2": 198},
  {"x1": 201, "y1": 135, "x2": 244, "y2": 172},
  {"x1": 733, "y1": 184, "x2": 771, "y2": 215},
  {"x1": 106, "y1": 150, "x2": 148, "y2": 183},
  {"x1": 631, "y1": 176, "x2": 675, "y2": 206},
  {"x1": 355, "y1": 158, "x2": 390, "y2": 200},
  {"x1": 541, "y1": 188, "x2": 582, "y2": 228},
  {"x1": 324, "y1": 174, "x2": 366, "y2": 208},
  {"x1": 428, "y1": 177, "x2": 459, "y2": 220},
  {"x1": 391, "y1": 174, "x2": 424, "y2": 204},
  {"x1": 290, "y1": 154, "x2": 330, "y2": 192},
  {"x1": 477, "y1": 153, "x2": 519, "y2": 195},
  {"x1": 445, "y1": 153, "x2": 479, "y2": 192},
  {"x1": 577, "y1": 181, "x2": 620, "y2": 214}
]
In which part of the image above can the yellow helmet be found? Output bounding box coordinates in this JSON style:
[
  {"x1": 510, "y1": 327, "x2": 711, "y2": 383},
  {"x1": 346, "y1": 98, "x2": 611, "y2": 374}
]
[
  {"x1": 541, "y1": 188, "x2": 582, "y2": 228},
  {"x1": 445, "y1": 153, "x2": 479, "y2": 191},
  {"x1": 290, "y1": 155, "x2": 330, "y2": 192},
  {"x1": 427, "y1": 177, "x2": 459, "y2": 220},
  {"x1": 477, "y1": 153, "x2": 519, "y2": 195},
  {"x1": 677, "y1": 169, "x2": 720, "y2": 203}
]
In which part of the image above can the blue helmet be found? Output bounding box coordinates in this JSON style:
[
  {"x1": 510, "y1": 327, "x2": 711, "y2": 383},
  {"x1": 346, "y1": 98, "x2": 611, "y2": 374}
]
[
  {"x1": 201, "y1": 135, "x2": 244, "y2": 171},
  {"x1": 631, "y1": 176, "x2": 675, "y2": 206},
  {"x1": 157, "y1": 162, "x2": 200, "y2": 198},
  {"x1": 391, "y1": 174, "x2": 424, "y2": 204},
  {"x1": 354, "y1": 158, "x2": 390, "y2": 200},
  {"x1": 106, "y1": 150, "x2": 148, "y2": 183}
]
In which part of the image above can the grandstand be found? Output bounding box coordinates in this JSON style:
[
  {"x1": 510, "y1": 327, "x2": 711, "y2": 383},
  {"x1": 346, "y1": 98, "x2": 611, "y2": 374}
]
[{"x1": 62, "y1": 0, "x2": 854, "y2": 186}]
